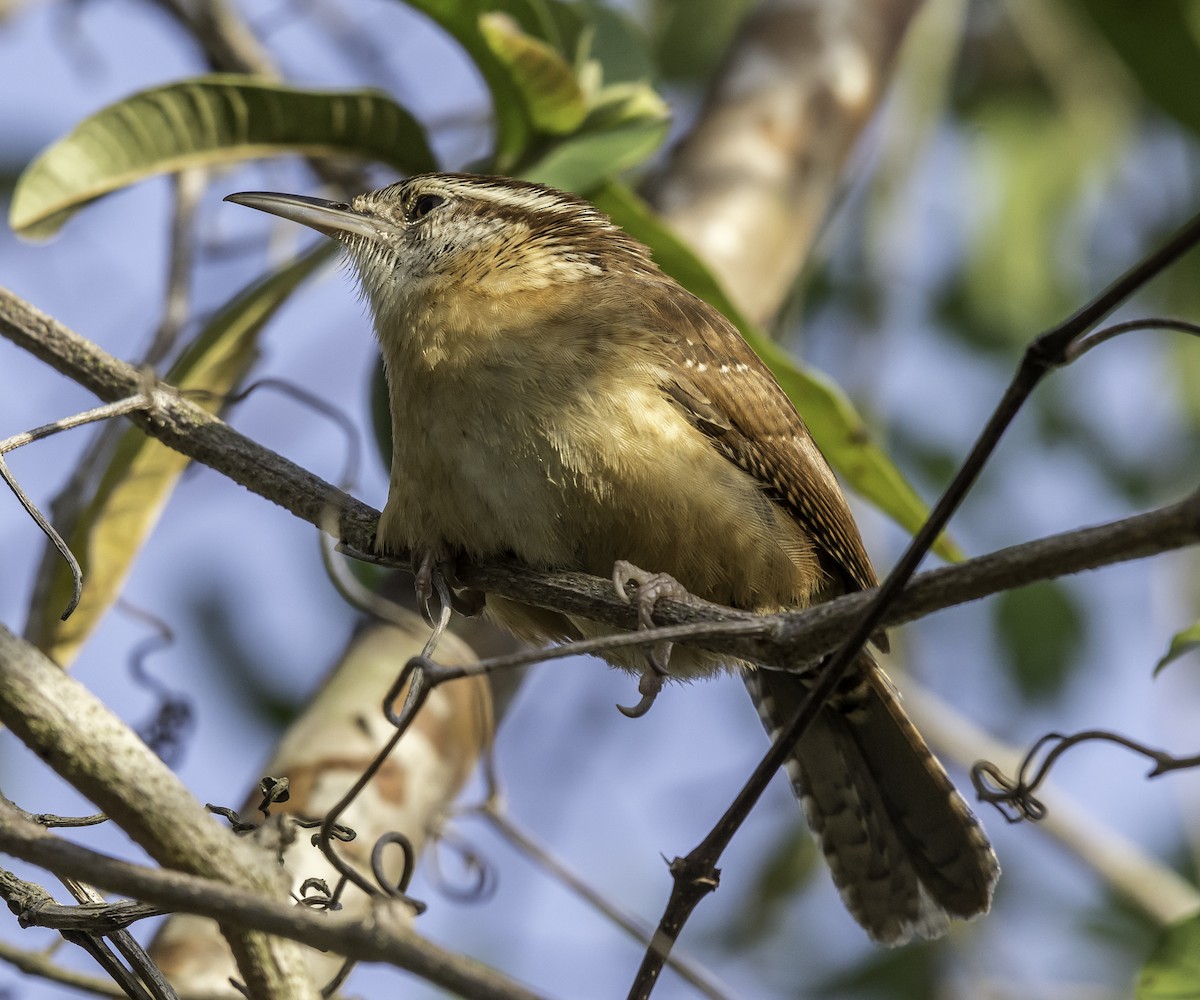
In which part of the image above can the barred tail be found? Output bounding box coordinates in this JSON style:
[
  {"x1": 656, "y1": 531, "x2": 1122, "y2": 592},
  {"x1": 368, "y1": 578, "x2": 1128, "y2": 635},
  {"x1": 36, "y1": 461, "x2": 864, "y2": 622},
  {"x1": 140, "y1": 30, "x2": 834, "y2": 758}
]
[{"x1": 744, "y1": 656, "x2": 999, "y2": 945}]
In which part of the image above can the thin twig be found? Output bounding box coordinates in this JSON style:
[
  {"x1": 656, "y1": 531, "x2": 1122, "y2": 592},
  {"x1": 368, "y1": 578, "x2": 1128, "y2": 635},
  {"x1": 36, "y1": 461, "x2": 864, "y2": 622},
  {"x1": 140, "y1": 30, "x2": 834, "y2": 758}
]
[
  {"x1": 0, "y1": 792, "x2": 108, "y2": 831},
  {"x1": 901, "y1": 680, "x2": 1200, "y2": 925},
  {"x1": 1, "y1": 287, "x2": 1198, "y2": 676},
  {"x1": 144, "y1": 0, "x2": 278, "y2": 76},
  {"x1": 1064, "y1": 316, "x2": 1200, "y2": 362},
  {"x1": 0, "y1": 452, "x2": 84, "y2": 621},
  {"x1": 188, "y1": 376, "x2": 363, "y2": 493},
  {"x1": 479, "y1": 805, "x2": 735, "y2": 1000},
  {"x1": 143, "y1": 169, "x2": 205, "y2": 368},
  {"x1": 0, "y1": 869, "x2": 163, "y2": 933},
  {"x1": 59, "y1": 878, "x2": 180, "y2": 1000},
  {"x1": 0, "y1": 395, "x2": 153, "y2": 455},
  {"x1": 0, "y1": 935, "x2": 130, "y2": 998},
  {"x1": 973, "y1": 729, "x2": 1200, "y2": 823},
  {"x1": 0, "y1": 394, "x2": 154, "y2": 621}
]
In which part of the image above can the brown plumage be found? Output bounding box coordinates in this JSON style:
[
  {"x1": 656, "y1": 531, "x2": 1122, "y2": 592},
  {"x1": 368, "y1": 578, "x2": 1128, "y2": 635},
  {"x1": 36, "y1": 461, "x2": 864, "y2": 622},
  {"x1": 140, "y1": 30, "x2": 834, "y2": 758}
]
[{"x1": 226, "y1": 173, "x2": 999, "y2": 944}]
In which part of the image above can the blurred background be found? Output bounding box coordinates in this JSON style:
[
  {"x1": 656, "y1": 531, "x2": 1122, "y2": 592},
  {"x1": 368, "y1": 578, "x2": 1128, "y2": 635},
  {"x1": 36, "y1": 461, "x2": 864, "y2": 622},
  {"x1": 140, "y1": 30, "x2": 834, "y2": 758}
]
[{"x1": 2, "y1": 0, "x2": 1200, "y2": 997}]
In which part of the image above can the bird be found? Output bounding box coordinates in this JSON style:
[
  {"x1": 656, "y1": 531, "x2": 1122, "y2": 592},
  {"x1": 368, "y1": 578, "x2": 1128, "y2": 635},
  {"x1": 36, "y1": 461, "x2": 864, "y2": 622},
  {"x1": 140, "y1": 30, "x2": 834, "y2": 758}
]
[{"x1": 225, "y1": 173, "x2": 998, "y2": 945}]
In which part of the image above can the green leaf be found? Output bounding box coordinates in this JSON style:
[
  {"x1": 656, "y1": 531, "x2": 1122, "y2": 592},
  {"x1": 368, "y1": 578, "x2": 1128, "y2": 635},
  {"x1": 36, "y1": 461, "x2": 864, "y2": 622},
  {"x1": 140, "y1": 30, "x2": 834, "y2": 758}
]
[
  {"x1": 25, "y1": 244, "x2": 335, "y2": 667},
  {"x1": 1073, "y1": 0, "x2": 1200, "y2": 140},
  {"x1": 479, "y1": 11, "x2": 587, "y2": 135},
  {"x1": 1155, "y1": 622, "x2": 1200, "y2": 676},
  {"x1": 401, "y1": 1, "x2": 661, "y2": 172},
  {"x1": 521, "y1": 83, "x2": 669, "y2": 192},
  {"x1": 1138, "y1": 913, "x2": 1200, "y2": 1000},
  {"x1": 575, "y1": 1, "x2": 657, "y2": 85},
  {"x1": 399, "y1": 0, "x2": 536, "y2": 170},
  {"x1": 10, "y1": 76, "x2": 436, "y2": 240},
  {"x1": 591, "y1": 181, "x2": 961, "y2": 560},
  {"x1": 649, "y1": 0, "x2": 755, "y2": 81},
  {"x1": 993, "y1": 581, "x2": 1085, "y2": 702}
]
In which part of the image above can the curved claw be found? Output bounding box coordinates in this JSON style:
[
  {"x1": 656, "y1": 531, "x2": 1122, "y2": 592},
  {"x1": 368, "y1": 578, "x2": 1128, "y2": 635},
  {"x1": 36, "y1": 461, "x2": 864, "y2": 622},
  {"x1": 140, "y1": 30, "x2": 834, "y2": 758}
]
[
  {"x1": 616, "y1": 667, "x2": 666, "y2": 719},
  {"x1": 616, "y1": 691, "x2": 658, "y2": 719},
  {"x1": 414, "y1": 551, "x2": 438, "y2": 628}
]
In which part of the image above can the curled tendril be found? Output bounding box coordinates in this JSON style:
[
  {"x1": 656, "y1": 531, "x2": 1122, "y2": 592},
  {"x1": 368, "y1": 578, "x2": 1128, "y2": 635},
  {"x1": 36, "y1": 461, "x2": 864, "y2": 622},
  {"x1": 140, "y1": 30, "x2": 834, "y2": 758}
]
[
  {"x1": 971, "y1": 759, "x2": 1048, "y2": 823},
  {"x1": 427, "y1": 825, "x2": 498, "y2": 903},
  {"x1": 295, "y1": 878, "x2": 337, "y2": 911},
  {"x1": 257, "y1": 775, "x2": 291, "y2": 814},
  {"x1": 303, "y1": 567, "x2": 472, "y2": 915},
  {"x1": 205, "y1": 803, "x2": 261, "y2": 835},
  {"x1": 307, "y1": 820, "x2": 356, "y2": 844},
  {"x1": 371, "y1": 831, "x2": 427, "y2": 913},
  {"x1": 119, "y1": 603, "x2": 194, "y2": 767},
  {"x1": 972, "y1": 729, "x2": 1200, "y2": 823}
]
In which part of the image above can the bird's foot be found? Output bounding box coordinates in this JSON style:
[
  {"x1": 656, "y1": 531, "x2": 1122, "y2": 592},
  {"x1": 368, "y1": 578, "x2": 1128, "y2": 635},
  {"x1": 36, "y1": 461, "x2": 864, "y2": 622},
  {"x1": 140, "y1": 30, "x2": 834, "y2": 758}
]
[
  {"x1": 413, "y1": 548, "x2": 487, "y2": 627},
  {"x1": 616, "y1": 665, "x2": 667, "y2": 719},
  {"x1": 611, "y1": 561, "x2": 695, "y2": 718},
  {"x1": 413, "y1": 548, "x2": 441, "y2": 622}
]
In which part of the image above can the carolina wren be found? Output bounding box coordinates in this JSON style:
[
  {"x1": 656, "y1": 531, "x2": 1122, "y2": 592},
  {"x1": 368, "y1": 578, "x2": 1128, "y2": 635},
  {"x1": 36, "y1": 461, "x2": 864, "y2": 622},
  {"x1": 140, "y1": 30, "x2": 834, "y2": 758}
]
[{"x1": 226, "y1": 174, "x2": 998, "y2": 945}]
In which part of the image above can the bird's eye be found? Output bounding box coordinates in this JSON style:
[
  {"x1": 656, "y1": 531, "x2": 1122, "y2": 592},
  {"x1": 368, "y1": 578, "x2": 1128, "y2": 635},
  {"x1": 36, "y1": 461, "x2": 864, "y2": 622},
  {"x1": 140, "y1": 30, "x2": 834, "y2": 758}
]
[{"x1": 412, "y1": 193, "x2": 446, "y2": 219}]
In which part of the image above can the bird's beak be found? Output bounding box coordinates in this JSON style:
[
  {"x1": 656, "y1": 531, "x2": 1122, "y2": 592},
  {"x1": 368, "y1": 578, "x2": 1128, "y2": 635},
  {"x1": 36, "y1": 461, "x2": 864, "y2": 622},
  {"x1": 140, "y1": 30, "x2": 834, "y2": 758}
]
[{"x1": 224, "y1": 191, "x2": 383, "y2": 241}]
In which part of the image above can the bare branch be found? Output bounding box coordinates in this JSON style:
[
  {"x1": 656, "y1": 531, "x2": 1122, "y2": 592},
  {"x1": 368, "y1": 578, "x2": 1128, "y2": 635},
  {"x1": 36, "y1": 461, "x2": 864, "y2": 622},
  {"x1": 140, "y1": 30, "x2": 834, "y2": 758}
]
[
  {"x1": 0, "y1": 285, "x2": 377, "y2": 548},
  {"x1": 0, "y1": 936, "x2": 130, "y2": 998},
  {"x1": 2, "y1": 286, "x2": 1197, "y2": 678},
  {"x1": 0, "y1": 804, "x2": 545, "y2": 1000},
  {"x1": 0, "y1": 623, "x2": 320, "y2": 999},
  {"x1": 0, "y1": 868, "x2": 162, "y2": 933},
  {"x1": 145, "y1": 0, "x2": 278, "y2": 76}
]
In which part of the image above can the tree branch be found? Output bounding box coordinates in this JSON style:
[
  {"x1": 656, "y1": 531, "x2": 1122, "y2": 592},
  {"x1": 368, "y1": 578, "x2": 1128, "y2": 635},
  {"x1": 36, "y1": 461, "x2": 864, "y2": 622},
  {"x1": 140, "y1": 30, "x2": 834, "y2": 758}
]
[
  {"x1": 0, "y1": 622, "x2": 319, "y2": 999},
  {"x1": 652, "y1": 0, "x2": 925, "y2": 323},
  {"x1": 0, "y1": 803, "x2": 543, "y2": 1000},
  {"x1": 2, "y1": 285, "x2": 1197, "y2": 678},
  {"x1": 148, "y1": 622, "x2": 494, "y2": 992}
]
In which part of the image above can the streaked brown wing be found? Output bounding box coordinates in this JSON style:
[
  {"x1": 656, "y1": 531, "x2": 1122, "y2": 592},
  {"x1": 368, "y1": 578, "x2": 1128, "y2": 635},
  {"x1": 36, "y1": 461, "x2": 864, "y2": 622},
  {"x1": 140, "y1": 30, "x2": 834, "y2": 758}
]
[{"x1": 635, "y1": 278, "x2": 879, "y2": 598}]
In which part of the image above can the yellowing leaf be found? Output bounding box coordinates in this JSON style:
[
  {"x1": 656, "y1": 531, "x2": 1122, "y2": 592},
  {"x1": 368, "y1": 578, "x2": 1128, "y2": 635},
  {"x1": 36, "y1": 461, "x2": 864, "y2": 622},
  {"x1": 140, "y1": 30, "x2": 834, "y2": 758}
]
[
  {"x1": 1155, "y1": 621, "x2": 1200, "y2": 676},
  {"x1": 479, "y1": 12, "x2": 587, "y2": 135}
]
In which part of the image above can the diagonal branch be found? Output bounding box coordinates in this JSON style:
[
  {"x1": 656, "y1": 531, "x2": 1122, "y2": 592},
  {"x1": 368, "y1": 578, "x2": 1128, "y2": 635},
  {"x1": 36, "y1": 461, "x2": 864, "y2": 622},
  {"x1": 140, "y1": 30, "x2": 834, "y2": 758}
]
[
  {"x1": 653, "y1": 0, "x2": 926, "y2": 323},
  {"x1": 2, "y1": 285, "x2": 1198, "y2": 678}
]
